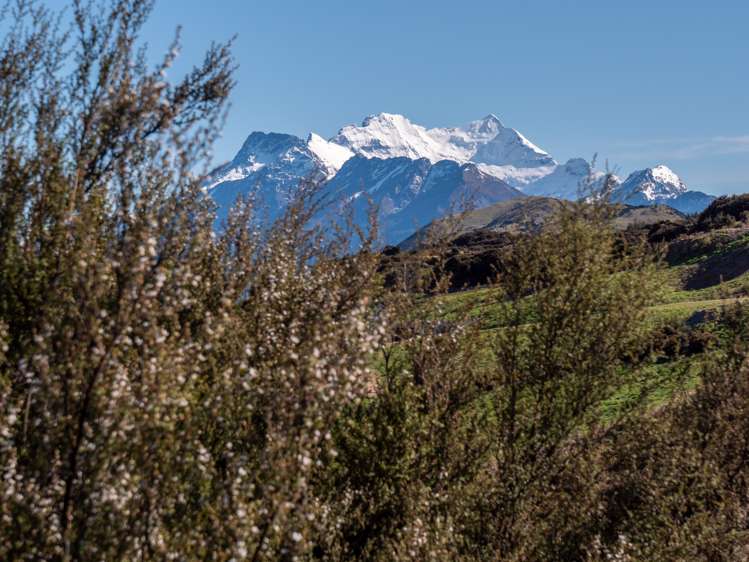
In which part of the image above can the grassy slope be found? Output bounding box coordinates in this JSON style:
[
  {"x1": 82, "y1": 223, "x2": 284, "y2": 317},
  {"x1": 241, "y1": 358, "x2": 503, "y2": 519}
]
[
  {"x1": 438, "y1": 258, "x2": 749, "y2": 327},
  {"x1": 426, "y1": 229, "x2": 749, "y2": 419}
]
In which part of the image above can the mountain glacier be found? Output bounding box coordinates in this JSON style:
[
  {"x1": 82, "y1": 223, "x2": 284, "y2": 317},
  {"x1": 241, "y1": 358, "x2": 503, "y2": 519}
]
[{"x1": 207, "y1": 113, "x2": 716, "y2": 244}]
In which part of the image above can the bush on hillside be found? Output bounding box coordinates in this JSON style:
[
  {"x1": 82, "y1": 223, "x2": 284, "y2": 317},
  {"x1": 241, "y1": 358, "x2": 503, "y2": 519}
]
[{"x1": 695, "y1": 194, "x2": 749, "y2": 231}]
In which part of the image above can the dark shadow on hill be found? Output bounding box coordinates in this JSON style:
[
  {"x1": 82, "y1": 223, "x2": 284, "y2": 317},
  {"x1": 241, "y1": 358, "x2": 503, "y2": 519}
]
[{"x1": 684, "y1": 246, "x2": 749, "y2": 290}]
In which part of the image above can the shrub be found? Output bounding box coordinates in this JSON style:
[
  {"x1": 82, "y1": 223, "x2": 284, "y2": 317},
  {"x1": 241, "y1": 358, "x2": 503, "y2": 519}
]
[{"x1": 0, "y1": 1, "x2": 381, "y2": 559}]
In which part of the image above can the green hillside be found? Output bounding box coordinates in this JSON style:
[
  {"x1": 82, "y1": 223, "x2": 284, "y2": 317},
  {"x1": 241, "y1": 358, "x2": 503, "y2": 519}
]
[{"x1": 387, "y1": 196, "x2": 749, "y2": 430}]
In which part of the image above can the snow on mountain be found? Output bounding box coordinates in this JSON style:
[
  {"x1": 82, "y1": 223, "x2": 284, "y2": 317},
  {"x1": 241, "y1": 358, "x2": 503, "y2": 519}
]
[
  {"x1": 649, "y1": 165, "x2": 685, "y2": 189},
  {"x1": 611, "y1": 165, "x2": 714, "y2": 214},
  {"x1": 207, "y1": 113, "x2": 557, "y2": 238},
  {"x1": 331, "y1": 113, "x2": 556, "y2": 178},
  {"x1": 332, "y1": 113, "x2": 459, "y2": 162},
  {"x1": 614, "y1": 165, "x2": 687, "y2": 202},
  {"x1": 471, "y1": 123, "x2": 554, "y2": 169},
  {"x1": 428, "y1": 113, "x2": 552, "y2": 169},
  {"x1": 306, "y1": 133, "x2": 353, "y2": 175},
  {"x1": 209, "y1": 131, "x2": 352, "y2": 191},
  {"x1": 478, "y1": 163, "x2": 557, "y2": 189},
  {"x1": 525, "y1": 158, "x2": 614, "y2": 199},
  {"x1": 208, "y1": 132, "x2": 330, "y2": 225}
]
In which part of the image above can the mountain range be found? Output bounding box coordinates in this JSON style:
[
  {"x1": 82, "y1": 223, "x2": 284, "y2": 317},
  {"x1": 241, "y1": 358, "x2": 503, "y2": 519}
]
[{"x1": 207, "y1": 113, "x2": 716, "y2": 244}]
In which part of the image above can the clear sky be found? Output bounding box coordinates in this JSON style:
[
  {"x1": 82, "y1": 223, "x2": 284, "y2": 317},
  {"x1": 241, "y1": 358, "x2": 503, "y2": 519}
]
[{"x1": 52, "y1": 0, "x2": 749, "y2": 194}]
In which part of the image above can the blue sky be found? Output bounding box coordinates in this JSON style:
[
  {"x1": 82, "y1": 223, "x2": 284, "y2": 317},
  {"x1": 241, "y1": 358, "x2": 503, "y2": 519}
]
[{"x1": 54, "y1": 0, "x2": 749, "y2": 194}]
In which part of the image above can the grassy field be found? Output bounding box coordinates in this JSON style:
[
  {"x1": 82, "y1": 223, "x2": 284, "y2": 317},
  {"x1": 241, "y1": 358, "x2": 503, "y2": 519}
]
[
  {"x1": 646, "y1": 297, "x2": 747, "y2": 322},
  {"x1": 435, "y1": 263, "x2": 749, "y2": 329},
  {"x1": 422, "y1": 251, "x2": 749, "y2": 422}
]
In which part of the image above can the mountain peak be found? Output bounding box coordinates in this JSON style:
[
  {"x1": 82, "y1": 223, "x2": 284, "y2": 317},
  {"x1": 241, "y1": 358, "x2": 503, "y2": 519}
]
[
  {"x1": 333, "y1": 113, "x2": 457, "y2": 162},
  {"x1": 615, "y1": 164, "x2": 688, "y2": 203},
  {"x1": 306, "y1": 133, "x2": 353, "y2": 175},
  {"x1": 563, "y1": 158, "x2": 592, "y2": 175},
  {"x1": 331, "y1": 112, "x2": 551, "y2": 172},
  {"x1": 232, "y1": 131, "x2": 304, "y2": 166},
  {"x1": 361, "y1": 112, "x2": 409, "y2": 127},
  {"x1": 466, "y1": 113, "x2": 505, "y2": 136},
  {"x1": 649, "y1": 164, "x2": 682, "y2": 186},
  {"x1": 481, "y1": 113, "x2": 502, "y2": 125},
  {"x1": 610, "y1": 164, "x2": 714, "y2": 213}
]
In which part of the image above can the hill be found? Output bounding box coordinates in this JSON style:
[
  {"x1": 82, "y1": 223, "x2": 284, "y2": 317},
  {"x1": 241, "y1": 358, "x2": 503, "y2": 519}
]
[
  {"x1": 382, "y1": 195, "x2": 749, "y2": 296},
  {"x1": 398, "y1": 196, "x2": 685, "y2": 250}
]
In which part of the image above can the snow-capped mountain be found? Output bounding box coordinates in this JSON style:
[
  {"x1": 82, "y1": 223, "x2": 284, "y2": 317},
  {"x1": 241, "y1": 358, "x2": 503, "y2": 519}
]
[
  {"x1": 208, "y1": 131, "x2": 353, "y2": 224},
  {"x1": 331, "y1": 113, "x2": 554, "y2": 187},
  {"x1": 206, "y1": 114, "x2": 717, "y2": 244},
  {"x1": 611, "y1": 165, "x2": 715, "y2": 214},
  {"x1": 613, "y1": 165, "x2": 687, "y2": 202}
]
